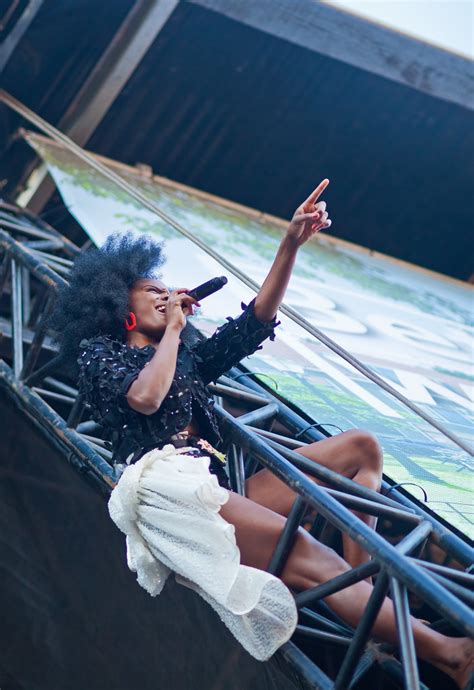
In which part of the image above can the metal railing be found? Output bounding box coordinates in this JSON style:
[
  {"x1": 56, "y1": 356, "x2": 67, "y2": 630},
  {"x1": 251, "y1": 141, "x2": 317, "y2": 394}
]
[{"x1": 0, "y1": 202, "x2": 472, "y2": 690}]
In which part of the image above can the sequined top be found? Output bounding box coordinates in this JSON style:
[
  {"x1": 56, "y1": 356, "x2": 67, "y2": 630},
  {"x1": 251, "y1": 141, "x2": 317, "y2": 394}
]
[{"x1": 77, "y1": 299, "x2": 279, "y2": 467}]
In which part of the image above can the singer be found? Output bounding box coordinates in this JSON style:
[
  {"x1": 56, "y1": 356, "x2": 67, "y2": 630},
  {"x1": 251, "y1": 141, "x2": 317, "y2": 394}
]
[{"x1": 52, "y1": 180, "x2": 472, "y2": 684}]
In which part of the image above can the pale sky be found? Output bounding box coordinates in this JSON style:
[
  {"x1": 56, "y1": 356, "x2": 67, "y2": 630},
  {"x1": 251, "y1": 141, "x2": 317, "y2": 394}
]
[{"x1": 323, "y1": 0, "x2": 474, "y2": 59}]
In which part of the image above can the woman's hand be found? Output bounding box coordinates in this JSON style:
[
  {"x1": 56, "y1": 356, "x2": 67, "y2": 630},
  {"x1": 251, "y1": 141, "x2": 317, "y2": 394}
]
[
  {"x1": 165, "y1": 289, "x2": 200, "y2": 332},
  {"x1": 286, "y1": 179, "x2": 331, "y2": 247}
]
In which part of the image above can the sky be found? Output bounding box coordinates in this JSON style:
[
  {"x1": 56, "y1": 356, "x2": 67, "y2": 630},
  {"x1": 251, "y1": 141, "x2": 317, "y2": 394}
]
[{"x1": 323, "y1": 0, "x2": 474, "y2": 59}]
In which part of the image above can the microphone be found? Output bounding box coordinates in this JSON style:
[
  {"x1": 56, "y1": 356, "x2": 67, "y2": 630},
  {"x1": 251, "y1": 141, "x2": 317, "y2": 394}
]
[{"x1": 187, "y1": 276, "x2": 228, "y2": 301}]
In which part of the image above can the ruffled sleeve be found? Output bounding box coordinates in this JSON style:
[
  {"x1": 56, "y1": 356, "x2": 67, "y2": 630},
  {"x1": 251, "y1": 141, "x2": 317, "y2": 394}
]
[
  {"x1": 192, "y1": 299, "x2": 280, "y2": 384},
  {"x1": 77, "y1": 336, "x2": 142, "y2": 422}
]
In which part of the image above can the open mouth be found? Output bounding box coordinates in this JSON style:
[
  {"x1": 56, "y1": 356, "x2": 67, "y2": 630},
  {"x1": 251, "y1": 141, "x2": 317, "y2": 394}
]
[{"x1": 155, "y1": 304, "x2": 166, "y2": 314}]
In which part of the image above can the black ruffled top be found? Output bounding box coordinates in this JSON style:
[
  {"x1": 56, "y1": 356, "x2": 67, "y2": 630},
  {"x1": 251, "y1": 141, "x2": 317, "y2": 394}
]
[{"x1": 77, "y1": 299, "x2": 279, "y2": 473}]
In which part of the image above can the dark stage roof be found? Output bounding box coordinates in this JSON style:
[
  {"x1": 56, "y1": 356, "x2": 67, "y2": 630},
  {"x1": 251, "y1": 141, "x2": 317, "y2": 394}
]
[{"x1": 1, "y1": 0, "x2": 473, "y2": 280}]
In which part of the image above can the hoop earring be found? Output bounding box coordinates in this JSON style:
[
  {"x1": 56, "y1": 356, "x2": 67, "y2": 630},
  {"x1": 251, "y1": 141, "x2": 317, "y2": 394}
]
[{"x1": 124, "y1": 311, "x2": 137, "y2": 331}]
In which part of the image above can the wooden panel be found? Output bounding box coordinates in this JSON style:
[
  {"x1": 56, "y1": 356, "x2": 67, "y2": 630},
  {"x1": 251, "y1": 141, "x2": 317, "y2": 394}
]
[{"x1": 188, "y1": 0, "x2": 474, "y2": 109}]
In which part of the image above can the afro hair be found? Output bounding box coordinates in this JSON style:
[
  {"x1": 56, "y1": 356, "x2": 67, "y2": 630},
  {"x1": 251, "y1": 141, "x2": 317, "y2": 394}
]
[{"x1": 51, "y1": 232, "x2": 165, "y2": 373}]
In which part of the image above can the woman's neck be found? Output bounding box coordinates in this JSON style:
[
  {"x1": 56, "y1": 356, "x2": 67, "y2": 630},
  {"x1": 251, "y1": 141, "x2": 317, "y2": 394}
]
[{"x1": 126, "y1": 331, "x2": 161, "y2": 349}]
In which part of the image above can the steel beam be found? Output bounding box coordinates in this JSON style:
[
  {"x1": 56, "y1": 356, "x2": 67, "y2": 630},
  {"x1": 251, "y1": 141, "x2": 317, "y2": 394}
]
[
  {"x1": 227, "y1": 443, "x2": 246, "y2": 496},
  {"x1": 20, "y1": 0, "x2": 180, "y2": 213},
  {"x1": 391, "y1": 579, "x2": 420, "y2": 690},
  {"x1": 188, "y1": 0, "x2": 473, "y2": 109},
  {"x1": 268, "y1": 495, "x2": 307, "y2": 577},
  {"x1": 334, "y1": 572, "x2": 389, "y2": 690},
  {"x1": 10, "y1": 257, "x2": 23, "y2": 378},
  {"x1": 0, "y1": 0, "x2": 44, "y2": 72}
]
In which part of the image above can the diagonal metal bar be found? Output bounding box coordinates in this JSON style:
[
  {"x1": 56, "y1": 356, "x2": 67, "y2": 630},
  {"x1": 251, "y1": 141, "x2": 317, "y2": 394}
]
[
  {"x1": 26, "y1": 283, "x2": 49, "y2": 328},
  {"x1": 227, "y1": 443, "x2": 246, "y2": 496},
  {"x1": 248, "y1": 425, "x2": 308, "y2": 449},
  {"x1": 391, "y1": 578, "x2": 420, "y2": 690},
  {"x1": 0, "y1": 0, "x2": 45, "y2": 72},
  {"x1": 323, "y1": 487, "x2": 422, "y2": 524},
  {"x1": 309, "y1": 513, "x2": 327, "y2": 540},
  {"x1": 410, "y1": 559, "x2": 474, "y2": 587},
  {"x1": 335, "y1": 571, "x2": 390, "y2": 690},
  {"x1": 43, "y1": 377, "x2": 78, "y2": 397},
  {"x1": 295, "y1": 560, "x2": 380, "y2": 609},
  {"x1": 427, "y1": 571, "x2": 474, "y2": 607},
  {"x1": 348, "y1": 647, "x2": 377, "y2": 689},
  {"x1": 279, "y1": 642, "x2": 333, "y2": 690},
  {"x1": 32, "y1": 387, "x2": 75, "y2": 404},
  {"x1": 0, "y1": 218, "x2": 58, "y2": 241},
  {"x1": 299, "y1": 607, "x2": 353, "y2": 638},
  {"x1": 20, "y1": 291, "x2": 55, "y2": 380},
  {"x1": 0, "y1": 252, "x2": 10, "y2": 294},
  {"x1": 298, "y1": 521, "x2": 432, "y2": 609},
  {"x1": 207, "y1": 382, "x2": 269, "y2": 405},
  {"x1": 294, "y1": 625, "x2": 351, "y2": 646},
  {"x1": 378, "y1": 655, "x2": 430, "y2": 690},
  {"x1": 21, "y1": 266, "x2": 30, "y2": 324},
  {"x1": 295, "y1": 521, "x2": 432, "y2": 609},
  {"x1": 29, "y1": 249, "x2": 74, "y2": 267},
  {"x1": 268, "y1": 495, "x2": 307, "y2": 576},
  {"x1": 66, "y1": 393, "x2": 86, "y2": 429},
  {"x1": 236, "y1": 402, "x2": 278, "y2": 426},
  {"x1": 0, "y1": 229, "x2": 68, "y2": 288},
  {"x1": 11, "y1": 257, "x2": 23, "y2": 378},
  {"x1": 23, "y1": 355, "x2": 63, "y2": 386}
]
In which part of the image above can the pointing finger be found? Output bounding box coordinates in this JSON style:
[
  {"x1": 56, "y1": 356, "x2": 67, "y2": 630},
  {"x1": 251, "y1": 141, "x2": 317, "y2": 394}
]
[{"x1": 303, "y1": 179, "x2": 329, "y2": 210}]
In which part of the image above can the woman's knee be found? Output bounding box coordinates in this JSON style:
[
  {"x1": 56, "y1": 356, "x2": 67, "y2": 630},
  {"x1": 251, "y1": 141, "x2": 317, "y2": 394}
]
[{"x1": 345, "y1": 429, "x2": 383, "y2": 474}]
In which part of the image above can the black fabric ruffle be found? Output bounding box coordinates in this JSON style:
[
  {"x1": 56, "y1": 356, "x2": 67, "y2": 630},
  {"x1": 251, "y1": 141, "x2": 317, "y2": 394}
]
[{"x1": 192, "y1": 298, "x2": 279, "y2": 384}]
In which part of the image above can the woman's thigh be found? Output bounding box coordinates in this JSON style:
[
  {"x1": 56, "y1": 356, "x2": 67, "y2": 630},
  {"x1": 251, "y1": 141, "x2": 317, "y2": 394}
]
[
  {"x1": 244, "y1": 431, "x2": 369, "y2": 517},
  {"x1": 219, "y1": 489, "x2": 343, "y2": 588}
]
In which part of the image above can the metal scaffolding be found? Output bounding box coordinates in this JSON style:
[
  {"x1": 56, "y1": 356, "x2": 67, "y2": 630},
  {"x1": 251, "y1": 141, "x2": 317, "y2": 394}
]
[{"x1": 0, "y1": 200, "x2": 472, "y2": 690}]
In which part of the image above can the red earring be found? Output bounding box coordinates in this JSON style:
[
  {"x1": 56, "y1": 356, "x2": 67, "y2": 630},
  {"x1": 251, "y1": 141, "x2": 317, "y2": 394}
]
[{"x1": 124, "y1": 311, "x2": 137, "y2": 331}]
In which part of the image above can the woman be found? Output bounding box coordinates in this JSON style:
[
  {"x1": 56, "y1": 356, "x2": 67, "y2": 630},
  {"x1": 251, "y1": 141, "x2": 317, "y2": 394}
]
[{"x1": 54, "y1": 180, "x2": 472, "y2": 685}]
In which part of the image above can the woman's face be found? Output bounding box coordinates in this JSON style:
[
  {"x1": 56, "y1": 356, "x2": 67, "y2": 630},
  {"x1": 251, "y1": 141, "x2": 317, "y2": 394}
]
[{"x1": 128, "y1": 278, "x2": 170, "y2": 339}]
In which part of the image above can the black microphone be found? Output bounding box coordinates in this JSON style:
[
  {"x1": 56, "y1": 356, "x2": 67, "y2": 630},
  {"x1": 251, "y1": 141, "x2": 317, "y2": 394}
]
[{"x1": 187, "y1": 276, "x2": 228, "y2": 301}]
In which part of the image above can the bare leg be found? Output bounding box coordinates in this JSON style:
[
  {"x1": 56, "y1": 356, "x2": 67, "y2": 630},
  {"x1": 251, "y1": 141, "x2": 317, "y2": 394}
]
[
  {"x1": 220, "y1": 490, "x2": 473, "y2": 687},
  {"x1": 246, "y1": 429, "x2": 383, "y2": 569}
]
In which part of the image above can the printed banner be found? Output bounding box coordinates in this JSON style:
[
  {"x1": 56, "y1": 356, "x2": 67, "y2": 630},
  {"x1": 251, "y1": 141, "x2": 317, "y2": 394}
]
[{"x1": 27, "y1": 134, "x2": 473, "y2": 537}]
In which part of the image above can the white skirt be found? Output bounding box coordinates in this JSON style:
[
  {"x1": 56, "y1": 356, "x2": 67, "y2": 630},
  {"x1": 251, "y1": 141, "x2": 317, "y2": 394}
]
[{"x1": 108, "y1": 444, "x2": 298, "y2": 661}]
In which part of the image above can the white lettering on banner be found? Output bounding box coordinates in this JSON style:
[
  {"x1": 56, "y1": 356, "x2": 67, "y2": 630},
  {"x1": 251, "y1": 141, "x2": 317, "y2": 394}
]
[
  {"x1": 276, "y1": 330, "x2": 402, "y2": 418},
  {"x1": 460, "y1": 385, "x2": 474, "y2": 402},
  {"x1": 333, "y1": 355, "x2": 473, "y2": 413},
  {"x1": 285, "y1": 286, "x2": 367, "y2": 334},
  {"x1": 366, "y1": 314, "x2": 471, "y2": 363},
  {"x1": 387, "y1": 371, "x2": 473, "y2": 412}
]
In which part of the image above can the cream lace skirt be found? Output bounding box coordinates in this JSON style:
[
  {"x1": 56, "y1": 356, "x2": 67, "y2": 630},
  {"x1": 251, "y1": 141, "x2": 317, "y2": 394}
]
[{"x1": 108, "y1": 444, "x2": 298, "y2": 661}]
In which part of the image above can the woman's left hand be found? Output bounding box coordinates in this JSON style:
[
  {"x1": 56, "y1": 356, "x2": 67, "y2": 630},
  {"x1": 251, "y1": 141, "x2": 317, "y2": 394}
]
[{"x1": 286, "y1": 179, "x2": 331, "y2": 247}]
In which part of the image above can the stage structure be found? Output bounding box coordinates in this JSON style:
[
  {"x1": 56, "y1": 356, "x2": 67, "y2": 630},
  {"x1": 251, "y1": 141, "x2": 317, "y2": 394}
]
[
  {"x1": 0, "y1": 94, "x2": 472, "y2": 690},
  {"x1": 16, "y1": 123, "x2": 474, "y2": 539}
]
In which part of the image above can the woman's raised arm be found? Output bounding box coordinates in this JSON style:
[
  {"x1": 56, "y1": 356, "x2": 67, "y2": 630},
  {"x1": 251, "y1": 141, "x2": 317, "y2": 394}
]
[{"x1": 253, "y1": 179, "x2": 331, "y2": 323}]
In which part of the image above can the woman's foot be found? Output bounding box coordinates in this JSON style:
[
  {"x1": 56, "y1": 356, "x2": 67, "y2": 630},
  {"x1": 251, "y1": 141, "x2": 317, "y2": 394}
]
[{"x1": 434, "y1": 637, "x2": 474, "y2": 689}]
